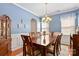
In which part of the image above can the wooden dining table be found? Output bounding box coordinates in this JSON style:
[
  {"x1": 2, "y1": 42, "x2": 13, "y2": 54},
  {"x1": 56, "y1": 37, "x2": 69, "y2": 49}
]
[{"x1": 31, "y1": 32, "x2": 61, "y2": 56}]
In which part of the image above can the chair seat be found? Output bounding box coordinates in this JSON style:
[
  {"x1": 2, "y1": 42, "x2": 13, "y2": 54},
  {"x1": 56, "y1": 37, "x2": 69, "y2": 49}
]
[
  {"x1": 33, "y1": 49, "x2": 40, "y2": 56},
  {"x1": 32, "y1": 45, "x2": 41, "y2": 56},
  {"x1": 25, "y1": 45, "x2": 40, "y2": 56},
  {"x1": 47, "y1": 45, "x2": 55, "y2": 53}
]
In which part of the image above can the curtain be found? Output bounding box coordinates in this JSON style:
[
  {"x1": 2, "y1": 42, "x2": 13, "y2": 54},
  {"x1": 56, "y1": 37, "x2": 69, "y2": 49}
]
[{"x1": 60, "y1": 13, "x2": 76, "y2": 35}]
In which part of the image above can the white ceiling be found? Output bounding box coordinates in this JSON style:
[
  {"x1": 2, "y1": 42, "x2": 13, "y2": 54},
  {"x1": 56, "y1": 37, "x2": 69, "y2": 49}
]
[{"x1": 16, "y1": 3, "x2": 79, "y2": 17}]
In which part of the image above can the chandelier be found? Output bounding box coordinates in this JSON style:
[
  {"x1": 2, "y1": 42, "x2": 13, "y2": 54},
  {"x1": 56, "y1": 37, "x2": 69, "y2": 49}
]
[{"x1": 42, "y1": 3, "x2": 51, "y2": 23}]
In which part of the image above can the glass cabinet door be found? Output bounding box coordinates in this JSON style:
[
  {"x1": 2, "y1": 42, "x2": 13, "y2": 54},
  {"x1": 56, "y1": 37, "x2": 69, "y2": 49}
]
[
  {"x1": 0, "y1": 19, "x2": 3, "y2": 39},
  {"x1": 0, "y1": 15, "x2": 11, "y2": 39},
  {"x1": 3, "y1": 19, "x2": 7, "y2": 39},
  {"x1": 7, "y1": 19, "x2": 11, "y2": 37}
]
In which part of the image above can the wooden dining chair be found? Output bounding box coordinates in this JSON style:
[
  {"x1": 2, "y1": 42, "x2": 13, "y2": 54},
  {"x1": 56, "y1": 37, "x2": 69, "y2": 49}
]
[
  {"x1": 21, "y1": 35, "x2": 33, "y2": 56},
  {"x1": 70, "y1": 34, "x2": 73, "y2": 49},
  {"x1": 21, "y1": 35, "x2": 41, "y2": 56},
  {"x1": 56, "y1": 34, "x2": 62, "y2": 55},
  {"x1": 36, "y1": 32, "x2": 41, "y2": 38},
  {"x1": 29, "y1": 32, "x2": 37, "y2": 39},
  {"x1": 73, "y1": 34, "x2": 79, "y2": 56},
  {"x1": 29, "y1": 37, "x2": 41, "y2": 56},
  {"x1": 47, "y1": 35, "x2": 59, "y2": 56},
  {"x1": 58, "y1": 34, "x2": 62, "y2": 51}
]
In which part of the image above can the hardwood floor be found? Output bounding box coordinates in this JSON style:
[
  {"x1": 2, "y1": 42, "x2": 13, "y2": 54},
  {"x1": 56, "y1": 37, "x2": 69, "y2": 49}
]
[
  {"x1": 5, "y1": 48, "x2": 23, "y2": 56},
  {"x1": 68, "y1": 47, "x2": 73, "y2": 56}
]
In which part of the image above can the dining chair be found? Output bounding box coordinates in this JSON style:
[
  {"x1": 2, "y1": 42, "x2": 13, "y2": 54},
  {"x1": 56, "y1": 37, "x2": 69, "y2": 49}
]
[
  {"x1": 36, "y1": 32, "x2": 41, "y2": 38},
  {"x1": 21, "y1": 35, "x2": 32, "y2": 56},
  {"x1": 70, "y1": 34, "x2": 73, "y2": 49},
  {"x1": 51, "y1": 32, "x2": 54, "y2": 36},
  {"x1": 21, "y1": 35, "x2": 41, "y2": 56},
  {"x1": 58, "y1": 34, "x2": 62, "y2": 51},
  {"x1": 47, "y1": 43, "x2": 57, "y2": 56},
  {"x1": 56, "y1": 34, "x2": 62, "y2": 55},
  {"x1": 29, "y1": 32, "x2": 37, "y2": 39},
  {"x1": 73, "y1": 34, "x2": 79, "y2": 56},
  {"x1": 47, "y1": 35, "x2": 59, "y2": 56}
]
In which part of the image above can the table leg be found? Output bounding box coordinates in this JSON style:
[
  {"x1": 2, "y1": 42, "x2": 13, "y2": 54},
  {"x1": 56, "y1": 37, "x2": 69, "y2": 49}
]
[{"x1": 41, "y1": 46, "x2": 47, "y2": 56}]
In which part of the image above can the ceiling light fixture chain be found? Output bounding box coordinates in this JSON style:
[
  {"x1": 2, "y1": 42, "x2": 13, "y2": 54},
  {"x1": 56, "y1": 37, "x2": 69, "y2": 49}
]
[
  {"x1": 45, "y1": 3, "x2": 47, "y2": 16},
  {"x1": 42, "y1": 3, "x2": 51, "y2": 23}
]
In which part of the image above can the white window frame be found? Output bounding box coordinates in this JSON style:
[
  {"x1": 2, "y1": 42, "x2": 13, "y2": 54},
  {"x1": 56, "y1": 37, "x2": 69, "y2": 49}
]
[{"x1": 60, "y1": 13, "x2": 76, "y2": 35}]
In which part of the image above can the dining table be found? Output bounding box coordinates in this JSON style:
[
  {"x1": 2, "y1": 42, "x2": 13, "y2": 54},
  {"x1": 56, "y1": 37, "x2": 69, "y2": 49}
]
[{"x1": 30, "y1": 32, "x2": 61, "y2": 56}]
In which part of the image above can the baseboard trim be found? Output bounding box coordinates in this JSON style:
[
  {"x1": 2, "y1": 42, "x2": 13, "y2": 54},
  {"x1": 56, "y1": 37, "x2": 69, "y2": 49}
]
[{"x1": 5, "y1": 48, "x2": 23, "y2": 56}]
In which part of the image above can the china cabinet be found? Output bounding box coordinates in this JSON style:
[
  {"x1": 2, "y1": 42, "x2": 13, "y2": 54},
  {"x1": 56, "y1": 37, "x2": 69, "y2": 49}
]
[{"x1": 0, "y1": 15, "x2": 11, "y2": 56}]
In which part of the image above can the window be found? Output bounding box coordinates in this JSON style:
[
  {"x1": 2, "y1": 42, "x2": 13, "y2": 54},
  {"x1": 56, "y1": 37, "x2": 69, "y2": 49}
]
[
  {"x1": 61, "y1": 13, "x2": 76, "y2": 35},
  {"x1": 42, "y1": 22, "x2": 49, "y2": 32}
]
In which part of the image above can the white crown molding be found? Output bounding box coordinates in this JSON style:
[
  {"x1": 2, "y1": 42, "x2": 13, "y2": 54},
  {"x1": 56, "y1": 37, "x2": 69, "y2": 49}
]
[
  {"x1": 13, "y1": 3, "x2": 39, "y2": 17},
  {"x1": 13, "y1": 3, "x2": 79, "y2": 17},
  {"x1": 49, "y1": 7, "x2": 79, "y2": 16}
]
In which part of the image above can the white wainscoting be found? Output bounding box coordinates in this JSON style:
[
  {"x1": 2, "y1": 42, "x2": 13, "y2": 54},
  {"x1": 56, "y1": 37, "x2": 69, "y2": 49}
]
[
  {"x1": 61, "y1": 35, "x2": 70, "y2": 45},
  {"x1": 11, "y1": 33, "x2": 28, "y2": 51}
]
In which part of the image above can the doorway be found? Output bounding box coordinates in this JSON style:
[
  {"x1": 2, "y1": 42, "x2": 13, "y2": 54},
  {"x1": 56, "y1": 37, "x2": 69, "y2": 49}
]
[{"x1": 31, "y1": 19, "x2": 37, "y2": 32}]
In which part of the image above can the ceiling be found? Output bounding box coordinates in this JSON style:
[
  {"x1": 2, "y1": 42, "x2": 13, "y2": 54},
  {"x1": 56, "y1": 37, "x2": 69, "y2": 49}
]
[{"x1": 16, "y1": 3, "x2": 79, "y2": 17}]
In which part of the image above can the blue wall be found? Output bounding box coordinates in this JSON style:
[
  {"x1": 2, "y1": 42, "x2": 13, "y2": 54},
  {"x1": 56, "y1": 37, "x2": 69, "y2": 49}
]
[
  {"x1": 77, "y1": 11, "x2": 79, "y2": 26},
  {"x1": 0, "y1": 3, "x2": 40, "y2": 34},
  {"x1": 49, "y1": 15, "x2": 61, "y2": 32}
]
